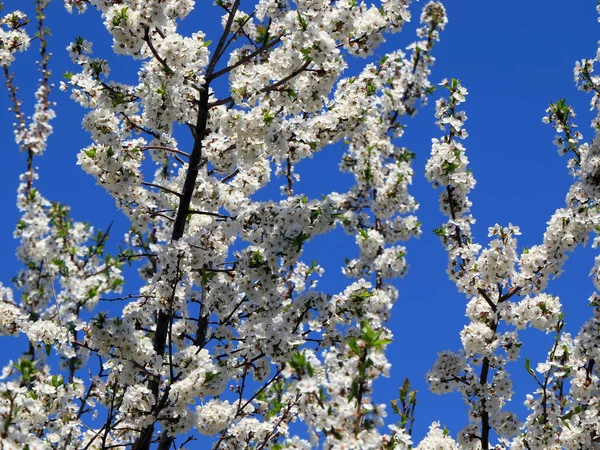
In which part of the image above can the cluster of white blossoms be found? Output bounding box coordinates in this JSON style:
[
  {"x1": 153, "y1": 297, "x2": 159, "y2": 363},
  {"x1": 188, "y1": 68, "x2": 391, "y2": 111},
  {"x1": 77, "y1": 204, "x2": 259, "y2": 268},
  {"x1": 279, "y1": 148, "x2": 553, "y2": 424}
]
[
  {"x1": 0, "y1": 5, "x2": 127, "y2": 449},
  {"x1": 0, "y1": 0, "x2": 451, "y2": 448},
  {"x1": 0, "y1": 10, "x2": 30, "y2": 67},
  {"x1": 2, "y1": 0, "x2": 600, "y2": 449},
  {"x1": 424, "y1": 29, "x2": 600, "y2": 450}
]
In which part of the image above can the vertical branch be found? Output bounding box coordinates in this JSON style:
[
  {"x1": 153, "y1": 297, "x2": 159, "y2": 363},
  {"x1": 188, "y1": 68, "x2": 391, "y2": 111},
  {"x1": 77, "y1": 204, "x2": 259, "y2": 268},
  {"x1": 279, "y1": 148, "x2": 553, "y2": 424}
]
[
  {"x1": 135, "y1": 3, "x2": 241, "y2": 448},
  {"x1": 2, "y1": 0, "x2": 53, "y2": 365}
]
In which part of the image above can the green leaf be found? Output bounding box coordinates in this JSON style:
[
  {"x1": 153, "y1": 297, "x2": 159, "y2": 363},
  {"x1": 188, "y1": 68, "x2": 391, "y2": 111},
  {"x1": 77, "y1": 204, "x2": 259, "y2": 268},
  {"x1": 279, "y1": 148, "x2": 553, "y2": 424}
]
[
  {"x1": 201, "y1": 270, "x2": 217, "y2": 285},
  {"x1": 352, "y1": 289, "x2": 372, "y2": 302},
  {"x1": 348, "y1": 379, "x2": 359, "y2": 400},
  {"x1": 442, "y1": 160, "x2": 460, "y2": 174},
  {"x1": 248, "y1": 250, "x2": 266, "y2": 268},
  {"x1": 51, "y1": 375, "x2": 64, "y2": 388},
  {"x1": 291, "y1": 232, "x2": 310, "y2": 252},
  {"x1": 87, "y1": 285, "x2": 99, "y2": 299},
  {"x1": 524, "y1": 358, "x2": 536, "y2": 378},
  {"x1": 256, "y1": 25, "x2": 269, "y2": 44},
  {"x1": 560, "y1": 405, "x2": 583, "y2": 423},
  {"x1": 366, "y1": 81, "x2": 377, "y2": 96},
  {"x1": 286, "y1": 87, "x2": 298, "y2": 99},
  {"x1": 92, "y1": 312, "x2": 108, "y2": 329},
  {"x1": 111, "y1": 6, "x2": 129, "y2": 28},
  {"x1": 297, "y1": 10, "x2": 308, "y2": 31},
  {"x1": 400, "y1": 377, "x2": 410, "y2": 400},
  {"x1": 288, "y1": 351, "x2": 314, "y2": 378},
  {"x1": 306, "y1": 260, "x2": 319, "y2": 275},
  {"x1": 204, "y1": 371, "x2": 220, "y2": 384},
  {"x1": 300, "y1": 47, "x2": 312, "y2": 62},
  {"x1": 397, "y1": 150, "x2": 416, "y2": 162},
  {"x1": 263, "y1": 110, "x2": 276, "y2": 124},
  {"x1": 347, "y1": 337, "x2": 360, "y2": 355},
  {"x1": 433, "y1": 227, "x2": 447, "y2": 237}
]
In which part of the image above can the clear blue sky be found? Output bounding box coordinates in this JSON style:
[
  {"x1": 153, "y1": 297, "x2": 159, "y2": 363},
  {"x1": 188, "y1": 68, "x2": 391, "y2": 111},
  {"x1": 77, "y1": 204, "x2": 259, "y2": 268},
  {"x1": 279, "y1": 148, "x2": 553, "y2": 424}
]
[{"x1": 0, "y1": 0, "x2": 598, "y2": 443}]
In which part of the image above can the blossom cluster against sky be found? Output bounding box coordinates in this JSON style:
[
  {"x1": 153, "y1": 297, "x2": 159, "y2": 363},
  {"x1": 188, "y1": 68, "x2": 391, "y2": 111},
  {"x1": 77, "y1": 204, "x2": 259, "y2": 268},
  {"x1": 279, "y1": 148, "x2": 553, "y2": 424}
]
[{"x1": 0, "y1": 0, "x2": 598, "y2": 441}]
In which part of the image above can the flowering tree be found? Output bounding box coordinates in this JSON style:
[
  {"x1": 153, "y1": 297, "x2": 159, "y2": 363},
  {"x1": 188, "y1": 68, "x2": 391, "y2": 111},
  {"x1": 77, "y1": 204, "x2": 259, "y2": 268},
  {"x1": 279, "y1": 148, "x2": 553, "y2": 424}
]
[{"x1": 0, "y1": 0, "x2": 598, "y2": 449}]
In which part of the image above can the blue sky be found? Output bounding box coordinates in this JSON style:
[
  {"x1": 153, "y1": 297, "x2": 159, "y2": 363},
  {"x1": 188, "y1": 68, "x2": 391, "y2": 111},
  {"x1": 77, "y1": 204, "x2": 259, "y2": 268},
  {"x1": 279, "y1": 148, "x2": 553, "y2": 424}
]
[{"x1": 0, "y1": 0, "x2": 598, "y2": 444}]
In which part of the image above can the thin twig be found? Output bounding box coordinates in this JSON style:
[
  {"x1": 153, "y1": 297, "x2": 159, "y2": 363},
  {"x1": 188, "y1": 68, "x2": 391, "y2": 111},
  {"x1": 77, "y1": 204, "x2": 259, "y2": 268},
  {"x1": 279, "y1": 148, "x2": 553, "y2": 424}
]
[
  {"x1": 143, "y1": 26, "x2": 174, "y2": 76},
  {"x1": 141, "y1": 181, "x2": 183, "y2": 198},
  {"x1": 142, "y1": 146, "x2": 191, "y2": 158},
  {"x1": 209, "y1": 59, "x2": 312, "y2": 108}
]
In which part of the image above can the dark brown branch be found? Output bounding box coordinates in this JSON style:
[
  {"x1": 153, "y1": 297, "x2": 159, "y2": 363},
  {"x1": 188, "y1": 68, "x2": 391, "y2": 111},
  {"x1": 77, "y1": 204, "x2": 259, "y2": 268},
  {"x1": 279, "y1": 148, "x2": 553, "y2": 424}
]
[
  {"x1": 121, "y1": 112, "x2": 160, "y2": 138},
  {"x1": 194, "y1": 303, "x2": 209, "y2": 347},
  {"x1": 141, "y1": 182, "x2": 183, "y2": 198},
  {"x1": 477, "y1": 288, "x2": 496, "y2": 311},
  {"x1": 209, "y1": 34, "x2": 281, "y2": 81},
  {"x1": 143, "y1": 26, "x2": 175, "y2": 76},
  {"x1": 100, "y1": 293, "x2": 155, "y2": 302},
  {"x1": 208, "y1": 59, "x2": 312, "y2": 108},
  {"x1": 500, "y1": 286, "x2": 522, "y2": 303},
  {"x1": 208, "y1": 0, "x2": 242, "y2": 78},
  {"x1": 211, "y1": 0, "x2": 244, "y2": 67},
  {"x1": 479, "y1": 358, "x2": 491, "y2": 450},
  {"x1": 157, "y1": 434, "x2": 175, "y2": 450},
  {"x1": 134, "y1": 3, "x2": 242, "y2": 448},
  {"x1": 220, "y1": 168, "x2": 239, "y2": 183},
  {"x1": 188, "y1": 209, "x2": 232, "y2": 220},
  {"x1": 150, "y1": 212, "x2": 175, "y2": 222},
  {"x1": 142, "y1": 146, "x2": 191, "y2": 158}
]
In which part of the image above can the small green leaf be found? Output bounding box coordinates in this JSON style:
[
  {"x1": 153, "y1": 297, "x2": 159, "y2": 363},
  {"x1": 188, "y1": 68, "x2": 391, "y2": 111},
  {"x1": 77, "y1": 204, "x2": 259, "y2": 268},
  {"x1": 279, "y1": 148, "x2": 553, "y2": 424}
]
[
  {"x1": 433, "y1": 227, "x2": 447, "y2": 237},
  {"x1": 524, "y1": 358, "x2": 536, "y2": 378},
  {"x1": 297, "y1": 10, "x2": 308, "y2": 31}
]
